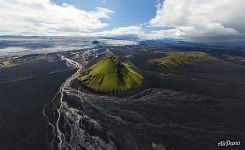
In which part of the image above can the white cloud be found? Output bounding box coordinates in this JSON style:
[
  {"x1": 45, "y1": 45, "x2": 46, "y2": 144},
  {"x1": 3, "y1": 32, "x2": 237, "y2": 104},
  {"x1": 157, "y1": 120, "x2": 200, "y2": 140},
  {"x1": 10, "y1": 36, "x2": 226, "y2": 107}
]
[
  {"x1": 94, "y1": 25, "x2": 185, "y2": 40},
  {"x1": 96, "y1": 26, "x2": 144, "y2": 38},
  {"x1": 0, "y1": 0, "x2": 113, "y2": 35},
  {"x1": 145, "y1": 29, "x2": 185, "y2": 39},
  {"x1": 92, "y1": 0, "x2": 245, "y2": 40},
  {"x1": 150, "y1": 0, "x2": 245, "y2": 38}
]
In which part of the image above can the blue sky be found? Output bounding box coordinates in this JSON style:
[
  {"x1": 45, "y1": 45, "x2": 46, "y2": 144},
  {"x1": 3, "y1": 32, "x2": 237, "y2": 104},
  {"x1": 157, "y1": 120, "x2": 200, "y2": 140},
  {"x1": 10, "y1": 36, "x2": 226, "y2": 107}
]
[{"x1": 52, "y1": 0, "x2": 158, "y2": 28}]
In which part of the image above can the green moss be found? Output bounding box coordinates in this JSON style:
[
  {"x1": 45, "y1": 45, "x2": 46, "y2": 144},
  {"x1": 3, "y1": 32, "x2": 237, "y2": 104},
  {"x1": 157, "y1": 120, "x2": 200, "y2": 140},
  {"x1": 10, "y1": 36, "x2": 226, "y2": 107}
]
[
  {"x1": 77, "y1": 56, "x2": 143, "y2": 93},
  {"x1": 0, "y1": 61, "x2": 18, "y2": 68},
  {"x1": 0, "y1": 55, "x2": 48, "y2": 68},
  {"x1": 149, "y1": 51, "x2": 214, "y2": 67},
  {"x1": 222, "y1": 55, "x2": 245, "y2": 63}
]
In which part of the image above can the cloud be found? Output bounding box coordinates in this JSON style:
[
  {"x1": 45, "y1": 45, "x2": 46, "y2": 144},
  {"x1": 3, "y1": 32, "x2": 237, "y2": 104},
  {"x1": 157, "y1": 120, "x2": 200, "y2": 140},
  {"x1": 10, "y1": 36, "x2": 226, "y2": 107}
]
[
  {"x1": 93, "y1": 0, "x2": 245, "y2": 40},
  {"x1": 150, "y1": 0, "x2": 245, "y2": 38},
  {"x1": 94, "y1": 25, "x2": 185, "y2": 40},
  {"x1": 0, "y1": 0, "x2": 113, "y2": 35},
  {"x1": 96, "y1": 26, "x2": 144, "y2": 38},
  {"x1": 145, "y1": 29, "x2": 185, "y2": 39}
]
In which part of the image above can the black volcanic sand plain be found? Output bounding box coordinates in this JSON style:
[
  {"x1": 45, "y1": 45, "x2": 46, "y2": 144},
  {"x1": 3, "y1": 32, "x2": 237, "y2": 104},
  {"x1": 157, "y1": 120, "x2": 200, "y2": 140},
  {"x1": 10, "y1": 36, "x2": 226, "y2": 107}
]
[
  {"x1": 0, "y1": 57, "x2": 76, "y2": 150},
  {"x1": 62, "y1": 46, "x2": 245, "y2": 150},
  {"x1": 1, "y1": 45, "x2": 245, "y2": 150}
]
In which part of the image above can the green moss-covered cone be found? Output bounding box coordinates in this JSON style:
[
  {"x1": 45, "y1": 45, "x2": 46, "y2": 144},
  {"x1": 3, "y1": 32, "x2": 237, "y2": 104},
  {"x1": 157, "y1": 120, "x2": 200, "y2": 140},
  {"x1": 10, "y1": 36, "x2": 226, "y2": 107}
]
[
  {"x1": 149, "y1": 52, "x2": 214, "y2": 67},
  {"x1": 77, "y1": 56, "x2": 143, "y2": 93}
]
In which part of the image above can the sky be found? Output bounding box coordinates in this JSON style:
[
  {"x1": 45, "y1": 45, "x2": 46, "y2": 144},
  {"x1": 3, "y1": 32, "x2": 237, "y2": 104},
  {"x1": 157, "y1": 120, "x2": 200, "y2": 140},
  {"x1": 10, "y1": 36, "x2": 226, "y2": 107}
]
[
  {"x1": 52, "y1": 0, "x2": 157, "y2": 27},
  {"x1": 0, "y1": 0, "x2": 244, "y2": 41}
]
